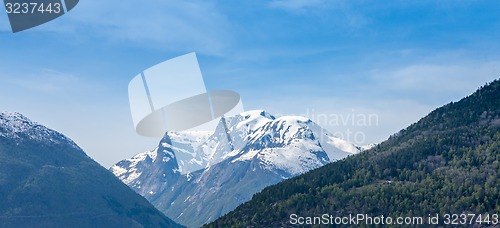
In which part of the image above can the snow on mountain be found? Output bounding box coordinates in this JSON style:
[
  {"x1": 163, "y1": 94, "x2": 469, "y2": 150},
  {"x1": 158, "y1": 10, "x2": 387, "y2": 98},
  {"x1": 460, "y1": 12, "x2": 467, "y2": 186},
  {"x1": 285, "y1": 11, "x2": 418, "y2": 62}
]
[
  {"x1": 111, "y1": 133, "x2": 182, "y2": 192},
  {"x1": 117, "y1": 110, "x2": 278, "y2": 176},
  {"x1": 232, "y1": 116, "x2": 329, "y2": 176},
  {"x1": 361, "y1": 143, "x2": 377, "y2": 151},
  {"x1": 229, "y1": 114, "x2": 360, "y2": 176},
  {"x1": 111, "y1": 110, "x2": 365, "y2": 227},
  {"x1": 309, "y1": 121, "x2": 361, "y2": 160},
  {"x1": 111, "y1": 149, "x2": 157, "y2": 185},
  {"x1": 162, "y1": 131, "x2": 212, "y2": 173},
  {"x1": 203, "y1": 110, "x2": 276, "y2": 166},
  {"x1": 0, "y1": 111, "x2": 81, "y2": 150},
  {"x1": 0, "y1": 112, "x2": 32, "y2": 135},
  {"x1": 111, "y1": 109, "x2": 363, "y2": 190},
  {"x1": 112, "y1": 109, "x2": 360, "y2": 177}
]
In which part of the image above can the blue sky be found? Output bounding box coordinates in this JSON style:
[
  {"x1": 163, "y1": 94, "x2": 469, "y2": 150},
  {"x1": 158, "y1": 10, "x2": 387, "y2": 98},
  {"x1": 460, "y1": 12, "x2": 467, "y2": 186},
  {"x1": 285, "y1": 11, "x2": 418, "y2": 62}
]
[{"x1": 1, "y1": 0, "x2": 499, "y2": 167}]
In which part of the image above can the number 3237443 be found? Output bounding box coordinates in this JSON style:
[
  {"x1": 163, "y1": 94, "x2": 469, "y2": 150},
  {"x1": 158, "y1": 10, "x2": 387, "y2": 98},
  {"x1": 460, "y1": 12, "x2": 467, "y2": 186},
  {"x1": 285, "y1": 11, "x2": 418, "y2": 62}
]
[{"x1": 5, "y1": 2, "x2": 62, "y2": 14}]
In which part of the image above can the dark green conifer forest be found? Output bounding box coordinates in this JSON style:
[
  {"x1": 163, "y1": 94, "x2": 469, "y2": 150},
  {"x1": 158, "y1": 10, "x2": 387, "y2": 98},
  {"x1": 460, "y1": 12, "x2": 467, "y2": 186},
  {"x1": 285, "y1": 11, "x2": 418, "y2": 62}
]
[{"x1": 208, "y1": 79, "x2": 500, "y2": 227}]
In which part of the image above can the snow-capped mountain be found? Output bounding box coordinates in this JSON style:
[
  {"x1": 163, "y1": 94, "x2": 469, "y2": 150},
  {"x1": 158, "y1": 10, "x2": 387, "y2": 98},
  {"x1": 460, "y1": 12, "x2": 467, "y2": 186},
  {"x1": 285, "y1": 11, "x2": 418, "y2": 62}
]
[
  {"x1": 0, "y1": 111, "x2": 81, "y2": 150},
  {"x1": 111, "y1": 110, "x2": 363, "y2": 227},
  {"x1": 0, "y1": 111, "x2": 182, "y2": 227},
  {"x1": 153, "y1": 111, "x2": 278, "y2": 174}
]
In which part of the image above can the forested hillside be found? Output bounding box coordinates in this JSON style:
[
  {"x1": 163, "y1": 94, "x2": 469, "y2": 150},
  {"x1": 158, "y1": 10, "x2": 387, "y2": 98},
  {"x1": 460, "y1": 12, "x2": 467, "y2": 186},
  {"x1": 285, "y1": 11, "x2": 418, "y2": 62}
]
[{"x1": 208, "y1": 79, "x2": 500, "y2": 227}]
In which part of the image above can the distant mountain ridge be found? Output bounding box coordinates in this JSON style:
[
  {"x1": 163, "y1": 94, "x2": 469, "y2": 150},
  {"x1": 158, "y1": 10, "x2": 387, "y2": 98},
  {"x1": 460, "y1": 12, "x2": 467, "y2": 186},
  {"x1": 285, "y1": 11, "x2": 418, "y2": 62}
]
[
  {"x1": 207, "y1": 79, "x2": 500, "y2": 227},
  {"x1": 0, "y1": 112, "x2": 183, "y2": 228},
  {"x1": 111, "y1": 110, "x2": 365, "y2": 227}
]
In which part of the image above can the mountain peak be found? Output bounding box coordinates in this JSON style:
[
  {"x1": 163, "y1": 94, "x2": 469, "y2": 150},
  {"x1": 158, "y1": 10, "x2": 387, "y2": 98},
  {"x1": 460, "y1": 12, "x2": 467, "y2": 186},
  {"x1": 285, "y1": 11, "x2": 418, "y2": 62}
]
[
  {"x1": 112, "y1": 110, "x2": 363, "y2": 227},
  {"x1": 0, "y1": 111, "x2": 35, "y2": 132},
  {"x1": 1, "y1": 111, "x2": 28, "y2": 118},
  {"x1": 275, "y1": 115, "x2": 311, "y2": 124},
  {"x1": 0, "y1": 111, "x2": 81, "y2": 151},
  {"x1": 238, "y1": 110, "x2": 275, "y2": 120}
]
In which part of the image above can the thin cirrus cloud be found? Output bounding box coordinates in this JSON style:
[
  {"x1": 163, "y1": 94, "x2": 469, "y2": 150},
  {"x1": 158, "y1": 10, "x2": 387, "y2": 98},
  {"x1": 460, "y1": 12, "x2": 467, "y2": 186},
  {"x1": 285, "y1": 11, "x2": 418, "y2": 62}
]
[
  {"x1": 368, "y1": 61, "x2": 500, "y2": 104},
  {"x1": 44, "y1": 0, "x2": 234, "y2": 55},
  {"x1": 266, "y1": 0, "x2": 369, "y2": 30},
  {"x1": 5, "y1": 68, "x2": 92, "y2": 94}
]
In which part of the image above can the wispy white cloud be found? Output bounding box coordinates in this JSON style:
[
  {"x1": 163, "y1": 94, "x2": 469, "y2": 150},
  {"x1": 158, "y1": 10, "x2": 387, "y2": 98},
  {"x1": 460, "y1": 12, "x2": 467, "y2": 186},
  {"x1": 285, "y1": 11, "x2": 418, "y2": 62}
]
[
  {"x1": 3, "y1": 68, "x2": 104, "y2": 96},
  {"x1": 267, "y1": 0, "x2": 369, "y2": 30},
  {"x1": 370, "y1": 61, "x2": 500, "y2": 98},
  {"x1": 240, "y1": 56, "x2": 500, "y2": 146},
  {"x1": 29, "y1": 0, "x2": 233, "y2": 55}
]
